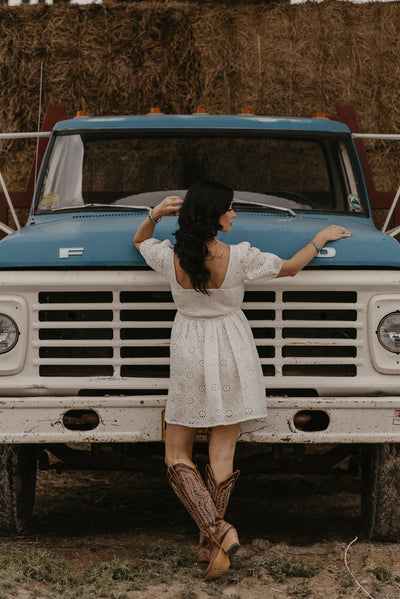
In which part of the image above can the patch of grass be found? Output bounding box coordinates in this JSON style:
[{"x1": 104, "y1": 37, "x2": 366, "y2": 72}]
[
  {"x1": 84, "y1": 559, "x2": 141, "y2": 583},
  {"x1": 0, "y1": 548, "x2": 149, "y2": 599},
  {"x1": 287, "y1": 581, "x2": 312, "y2": 598},
  {"x1": 0, "y1": 546, "x2": 77, "y2": 589},
  {"x1": 370, "y1": 580, "x2": 383, "y2": 597},
  {"x1": 263, "y1": 556, "x2": 321, "y2": 584},
  {"x1": 336, "y1": 571, "x2": 354, "y2": 594},
  {"x1": 368, "y1": 564, "x2": 392, "y2": 582},
  {"x1": 83, "y1": 559, "x2": 143, "y2": 598},
  {"x1": 136, "y1": 543, "x2": 197, "y2": 585},
  {"x1": 206, "y1": 554, "x2": 320, "y2": 596},
  {"x1": 139, "y1": 544, "x2": 196, "y2": 568},
  {"x1": 180, "y1": 584, "x2": 197, "y2": 599}
]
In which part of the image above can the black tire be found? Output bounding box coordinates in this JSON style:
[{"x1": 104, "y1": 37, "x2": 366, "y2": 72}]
[
  {"x1": 362, "y1": 443, "x2": 400, "y2": 541},
  {"x1": 0, "y1": 445, "x2": 38, "y2": 535}
]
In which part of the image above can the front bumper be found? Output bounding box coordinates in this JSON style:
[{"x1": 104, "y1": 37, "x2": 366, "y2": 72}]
[{"x1": 1, "y1": 396, "x2": 400, "y2": 444}]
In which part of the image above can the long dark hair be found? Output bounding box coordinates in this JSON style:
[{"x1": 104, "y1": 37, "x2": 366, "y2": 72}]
[{"x1": 174, "y1": 180, "x2": 233, "y2": 294}]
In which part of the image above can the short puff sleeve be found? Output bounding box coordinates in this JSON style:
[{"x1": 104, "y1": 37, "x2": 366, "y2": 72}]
[
  {"x1": 239, "y1": 241, "x2": 282, "y2": 280},
  {"x1": 139, "y1": 238, "x2": 173, "y2": 277}
]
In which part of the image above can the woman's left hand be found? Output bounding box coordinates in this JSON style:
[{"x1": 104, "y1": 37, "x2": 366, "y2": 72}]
[
  {"x1": 152, "y1": 196, "x2": 184, "y2": 220},
  {"x1": 318, "y1": 225, "x2": 352, "y2": 242}
]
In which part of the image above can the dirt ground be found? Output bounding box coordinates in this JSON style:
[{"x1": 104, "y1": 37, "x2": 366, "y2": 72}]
[{"x1": 1, "y1": 462, "x2": 400, "y2": 599}]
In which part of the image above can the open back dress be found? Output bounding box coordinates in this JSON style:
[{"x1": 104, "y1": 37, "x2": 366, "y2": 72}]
[{"x1": 140, "y1": 238, "x2": 282, "y2": 428}]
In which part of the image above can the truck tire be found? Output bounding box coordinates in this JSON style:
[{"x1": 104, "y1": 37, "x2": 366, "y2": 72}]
[
  {"x1": 0, "y1": 445, "x2": 37, "y2": 535},
  {"x1": 362, "y1": 443, "x2": 400, "y2": 541}
]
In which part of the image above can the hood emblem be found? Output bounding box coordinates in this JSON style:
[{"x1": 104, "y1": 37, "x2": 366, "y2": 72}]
[
  {"x1": 317, "y1": 247, "x2": 336, "y2": 258},
  {"x1": 59, "y1": 247, "x2": 84, "y2": 259}
]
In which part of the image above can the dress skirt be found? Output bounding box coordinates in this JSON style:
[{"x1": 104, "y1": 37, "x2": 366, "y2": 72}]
[{"x1": 166, "y1": 309, "x2": 267, "y2": 427}]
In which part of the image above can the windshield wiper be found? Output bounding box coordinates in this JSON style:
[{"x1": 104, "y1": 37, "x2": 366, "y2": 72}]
[
  {"x1": 49, "y1": 204, "x2": 152, "y2": 213},
  {"x1": 233, "y1": 199, "x2": 296, "y2": 217}
]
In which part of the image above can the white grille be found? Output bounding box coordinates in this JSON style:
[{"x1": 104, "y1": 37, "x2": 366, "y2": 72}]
[{"x1": 36, "y1": 289, "x2": 360, "y2": 381}]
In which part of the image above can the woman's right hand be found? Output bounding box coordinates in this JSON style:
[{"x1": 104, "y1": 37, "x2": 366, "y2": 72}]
[{"x1": 152, "y1": 196, "x2": 184, "y2": 220}]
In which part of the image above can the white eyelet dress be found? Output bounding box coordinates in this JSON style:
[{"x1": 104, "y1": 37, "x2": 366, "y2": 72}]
[{"x1": 139, "y1": 238, "x2": 283, "y2": 428}]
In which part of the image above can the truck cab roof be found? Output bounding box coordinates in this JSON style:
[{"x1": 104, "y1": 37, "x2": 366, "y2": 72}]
[{"x1": 53, "y1": 113, "x2": 352, "y2": 134}]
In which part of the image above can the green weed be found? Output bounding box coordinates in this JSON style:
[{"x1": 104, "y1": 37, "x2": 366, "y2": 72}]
[
  {"x1": 263, "y1": 556, "x2": 321, "y2": 583},
  {"x1": 180, "y1": 584, "x2": 197, "y2": 599},
  {"x1": 368, "y1": 564, "x2": 392, "y2": 582},
  {"x1": 336, "y1": 570, "x2": 354, "y2": 594},
  {"x1": 139, "y1": 543, "x2": 196, "y2": 568},
  {"x1": 0, "y1": 546, "x2": 77, "y2": 589},
  {"x1": 370, "y1": 580, "x2": 383, "y2": 597},
  {"x1": 287, "y1": 580, "x2": 312, "y2": 598},
  {"x1": 84, "y1": 558, "x2": 141, "y2": 583},
  {"x1": 136, "y1": 543, "x2": 197, "y2": 585},
  {"x1": 0, "y1": 547, "x2": 147, "y2": 599}
]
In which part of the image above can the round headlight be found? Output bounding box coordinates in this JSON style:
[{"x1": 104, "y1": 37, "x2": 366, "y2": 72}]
[
  {"x1": 377, "y1": 311, "x2": 400, "y2": 354},
  {"x1": 0, "y1": 314, "x2": 19, "y2": 354}
]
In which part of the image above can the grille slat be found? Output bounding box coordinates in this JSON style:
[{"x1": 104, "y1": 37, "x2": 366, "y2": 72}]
[
  {"x1": 282, "y1": 291, "x2": 357, "y2": 303},
  {"x1": 39, "y1": 365, "x2": 114, "y2": 377},
  {"x1": 39, "y1": 310, "x2": 113, "y2": 322},
  {"x1": 282, "y1": 310, "x2": 357, "y2": 321},
  {"x1": 282, "y1": 346, "x2": 357, "y2": 358},
  {"x1": 36, "y1": 289, "x2": 360, "y2": 380},
  {"x1": 39, "y1": 347, "x2": 113, "y2": 359},
  {"x1": 282, "y1": 365, "x2": 357, "y2": 377},
  {"x1": 38, "y1": 292, "x2": 113, "y2": 304}
]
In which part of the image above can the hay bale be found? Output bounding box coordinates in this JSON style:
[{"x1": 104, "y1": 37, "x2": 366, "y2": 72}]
[{"x1": 0, "y1": 1, "x2": 400, "y2": 205}]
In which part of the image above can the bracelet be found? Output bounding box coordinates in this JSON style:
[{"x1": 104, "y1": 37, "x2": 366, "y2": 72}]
[
  {"x1": 310, "y1": 241, "x2": 321, "y2": 253},
  {"x1": 147, "y1": 210, "x2": 160, "y2": 225}
]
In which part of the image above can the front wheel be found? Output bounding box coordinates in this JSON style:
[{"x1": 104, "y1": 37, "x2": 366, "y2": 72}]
[
  {"x1": 362, "y1": 443, "x2": 400, "y2": 541},
  {"x1": 0, "y1": 445, "x2": 38, "y2": 535}
]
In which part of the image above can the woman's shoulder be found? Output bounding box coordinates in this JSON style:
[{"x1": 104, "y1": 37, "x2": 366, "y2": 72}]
[
  {"x1": 231, "y1": 241, "x2": 252, "y2": 255},
  {"x1": 139, "y1": 238, "x2": 174, "y2": 274},
  {"x1": 140, "y1": 238, "x2": 174, "y2": 258},
  {"x1": 140, "y1": 238, "x2": 174, "y2": 250}
]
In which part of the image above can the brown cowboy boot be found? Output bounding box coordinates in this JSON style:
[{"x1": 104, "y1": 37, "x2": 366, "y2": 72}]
[
  {"x1": 166, "y1": 462, "x2": 239, "y2": 581},
  {"x1": 198, "y1": 465, "x2": 240, "y2": 571}
]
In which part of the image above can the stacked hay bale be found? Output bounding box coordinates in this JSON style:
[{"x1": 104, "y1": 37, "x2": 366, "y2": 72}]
[{"x1": 0, "y1": 1, "x2": 399, "y2": 221}]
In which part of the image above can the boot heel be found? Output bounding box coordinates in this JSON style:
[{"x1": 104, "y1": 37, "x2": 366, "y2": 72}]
[{"x1": 221, "y1": 527, "x2": 240, "y2": 555}]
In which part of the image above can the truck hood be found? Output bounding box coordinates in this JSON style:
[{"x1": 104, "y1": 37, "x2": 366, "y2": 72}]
[{"x1": 0, "y1": 211, "x2": 399, "y2": 268}]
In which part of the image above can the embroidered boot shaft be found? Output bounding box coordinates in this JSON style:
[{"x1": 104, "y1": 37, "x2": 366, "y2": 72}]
[
  {"x1": 198, "y1": 465, "x2": 240, "y2": 571},
  {"x1": 166, "y1": 462, "x2": 238, "y2": 581}
]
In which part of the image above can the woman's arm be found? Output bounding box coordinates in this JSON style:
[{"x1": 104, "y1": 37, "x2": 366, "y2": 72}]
[
  {"x1": 133, "y1": 196, "x2": 184, "y2": 250},
  {"x1": 277, "y1": 225, "x2": 352, "y2": 278}
]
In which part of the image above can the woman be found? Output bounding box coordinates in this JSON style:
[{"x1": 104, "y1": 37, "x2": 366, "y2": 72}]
[{"x1": 133, "y1": 180, "x2": 351, "y2": 581}]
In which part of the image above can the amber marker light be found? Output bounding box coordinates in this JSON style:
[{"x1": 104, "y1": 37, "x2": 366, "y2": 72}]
[{"x1": 75, "y1": 110, "x2": 87, "y2": 117}]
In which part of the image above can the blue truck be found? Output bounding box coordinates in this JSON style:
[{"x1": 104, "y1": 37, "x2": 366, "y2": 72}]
[{"x1": 0, "y1": 112, "x2": 399, "y2": 540}]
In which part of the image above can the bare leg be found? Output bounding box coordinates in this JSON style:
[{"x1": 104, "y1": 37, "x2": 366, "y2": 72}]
[
  {"x1": 208, "y1": 423, "x2": 240, "y2": 483},
  {"x1": 165, "y1": 423, "x2": 197, "y2": 468}
]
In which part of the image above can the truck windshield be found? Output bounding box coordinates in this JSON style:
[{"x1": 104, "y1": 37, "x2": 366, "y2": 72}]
[{"x1": 36, "y1": 133, "x2": 366, "y2": 215}]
